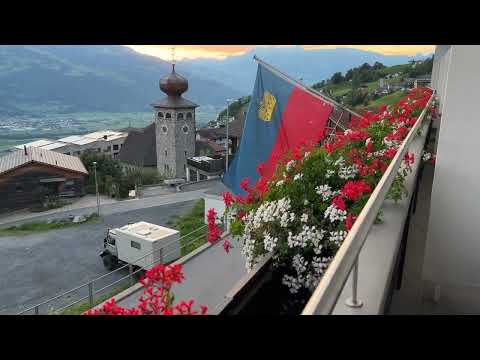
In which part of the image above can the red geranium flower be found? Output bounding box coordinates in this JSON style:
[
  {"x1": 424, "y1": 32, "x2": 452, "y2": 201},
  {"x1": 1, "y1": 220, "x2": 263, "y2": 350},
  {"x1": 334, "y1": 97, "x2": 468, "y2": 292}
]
[
  {"x1": 222, "y1": 192, "x2": 235, "y2": 207},
  {"x1": 223, "y1": 239, "x2": 233, "y2": 253},
  {"x1": 345, "y1": 213, "x2": 357, "y2": 231},
  {"x1": 256, "y1": 162, "x2": 266, "y2": 176},
  {"x1": 341, "y1": 180, "x2": 371, "y2": 201},
  {"x1": 384, "y1": 147, "x2": 398, "y2": 159},
  {"x1": 404, "y1": 152, "x2": 415, "y2": 166},
  {"x1": 240, "y1": 177, "x2": 250, "y2": 192},
  {"x1": 332, "y1": 195, "x2": 346, "y2": 211}
]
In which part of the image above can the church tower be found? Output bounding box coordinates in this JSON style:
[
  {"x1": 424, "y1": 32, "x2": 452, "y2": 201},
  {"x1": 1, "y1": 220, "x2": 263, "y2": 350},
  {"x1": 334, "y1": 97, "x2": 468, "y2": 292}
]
[{"x1": 152, "y1": 59, "x2": 198, "y2": 179}]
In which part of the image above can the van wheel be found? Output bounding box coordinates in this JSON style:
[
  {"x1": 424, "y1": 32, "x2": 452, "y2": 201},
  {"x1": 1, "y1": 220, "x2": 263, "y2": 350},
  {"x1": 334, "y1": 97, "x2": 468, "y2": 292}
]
[{"x1": 102, "y1": 254, "x2": 117, "y2": 271}]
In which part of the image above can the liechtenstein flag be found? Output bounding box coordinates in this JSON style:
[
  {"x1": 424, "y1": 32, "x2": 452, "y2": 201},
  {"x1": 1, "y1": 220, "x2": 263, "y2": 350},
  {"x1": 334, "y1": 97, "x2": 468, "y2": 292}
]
[{"x1": 223, "y1": 60, "x2": 334, "y2": 195}]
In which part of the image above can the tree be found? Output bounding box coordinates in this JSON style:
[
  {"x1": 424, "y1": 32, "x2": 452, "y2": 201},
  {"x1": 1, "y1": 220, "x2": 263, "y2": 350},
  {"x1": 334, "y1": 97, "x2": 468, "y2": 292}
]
[
  {"x1": 372, "y1": 61, "x2": 385, "y2": 70},
  {"x1": 331, "y1": 72, "x2": 344, "y2": 84},
  {"x1": 80, "y1": 150, "x2": 162, "y2": 199}
]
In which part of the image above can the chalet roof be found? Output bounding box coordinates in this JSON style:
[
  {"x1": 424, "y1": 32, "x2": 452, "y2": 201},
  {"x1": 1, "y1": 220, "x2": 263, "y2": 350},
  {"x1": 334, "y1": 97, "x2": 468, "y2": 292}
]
[
  {"x1": 118, "y1": 122, "x2": 157, "y2": 167},
  {"x1": 14, "y1": 139, "x2": 54, "y2": 150},
  {"x1": 0, "y1": 147, "x2": 88, "y2": 176},
  {"x1": 215, "y1": 112, "x2": 246, "y2": 139},
  {"x1": 197, "y1": 128, "x2": 225, "y2": 140},
  {"x1": 195, "y1": 139, "x2": 225, "y2": 155},
  {"x1": 151, "y1": 96, "x2": 199, "y2": 109}
]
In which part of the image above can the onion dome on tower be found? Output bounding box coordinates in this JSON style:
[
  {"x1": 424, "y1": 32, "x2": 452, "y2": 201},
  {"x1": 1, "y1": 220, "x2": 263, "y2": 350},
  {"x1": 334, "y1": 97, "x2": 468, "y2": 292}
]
[
  {"x1": 159, "y1": 64, "x2": 189, "y2": 97},
  {"x1": 151, "y1": 63, "x2": 198, "y2": 109}
]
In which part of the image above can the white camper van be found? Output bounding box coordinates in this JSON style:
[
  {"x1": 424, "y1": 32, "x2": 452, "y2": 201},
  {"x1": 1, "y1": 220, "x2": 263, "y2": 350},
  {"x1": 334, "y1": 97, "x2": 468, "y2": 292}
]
[{"x1": 100, "y1": 222, "x2": 181, "y2": 271}]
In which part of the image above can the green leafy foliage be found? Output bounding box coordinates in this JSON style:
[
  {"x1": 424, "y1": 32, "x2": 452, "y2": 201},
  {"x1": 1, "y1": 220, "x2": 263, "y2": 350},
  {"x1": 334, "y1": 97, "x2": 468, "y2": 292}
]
[
  {"x1": 80, "y1": 150, "x2": 164, "y2": 199},
  {"x1": 167, "y1": 199, "x2": 207, "y2": 256}
]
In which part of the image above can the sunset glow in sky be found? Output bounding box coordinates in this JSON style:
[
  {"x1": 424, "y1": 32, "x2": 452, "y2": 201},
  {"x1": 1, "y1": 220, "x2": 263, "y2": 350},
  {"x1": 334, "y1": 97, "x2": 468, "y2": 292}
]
[{"x1": 126, "y1": 45, "x2": 435, "y2": 61}]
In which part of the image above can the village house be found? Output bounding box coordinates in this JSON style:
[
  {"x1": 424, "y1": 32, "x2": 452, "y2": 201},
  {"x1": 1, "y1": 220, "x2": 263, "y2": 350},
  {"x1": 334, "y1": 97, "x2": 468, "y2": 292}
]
[
  {"x1": 0, "y1": 147, "x2": 88, "y2": 212},
  {"x1": 13, "y1": 130, "x2": 128, "y2": 159}
]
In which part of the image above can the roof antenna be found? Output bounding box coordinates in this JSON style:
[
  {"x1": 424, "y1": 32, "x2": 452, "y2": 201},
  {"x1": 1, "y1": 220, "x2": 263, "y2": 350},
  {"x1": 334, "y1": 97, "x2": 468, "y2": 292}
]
[{"x1": 24, "y1": 145, "x2": 27, "y2": 156}]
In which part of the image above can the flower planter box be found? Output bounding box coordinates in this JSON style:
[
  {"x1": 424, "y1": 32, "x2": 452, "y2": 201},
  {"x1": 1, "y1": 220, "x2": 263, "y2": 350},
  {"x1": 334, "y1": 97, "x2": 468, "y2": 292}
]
[{"x1": 219, "y1": 255, "x2": 310, "y2": 315}]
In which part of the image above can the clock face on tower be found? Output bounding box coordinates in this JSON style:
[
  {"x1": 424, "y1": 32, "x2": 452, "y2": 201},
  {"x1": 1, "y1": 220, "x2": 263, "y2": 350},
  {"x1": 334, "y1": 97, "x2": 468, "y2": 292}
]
[{"x1": 161, "y1": 125, "x2": 168, "y2": 134}]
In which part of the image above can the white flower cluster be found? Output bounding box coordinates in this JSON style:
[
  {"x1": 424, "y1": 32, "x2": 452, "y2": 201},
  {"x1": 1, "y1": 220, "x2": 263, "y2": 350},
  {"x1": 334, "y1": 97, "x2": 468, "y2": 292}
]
[
  {"x1": 304, "y1": 151, "x2": 311, "y2": 159},
  {"x1": 287, "y1": 225, "x2": 325, "y2": 249},
  {"x1": 276, "y1": 180, "x2": 285, "y2": 187},
  {"x1": 241, "y1": 232, "x2": 256, "y2": 271},
  {"x1": 300, "y1": 213, "x2": 308, "y2": 223},
  {"x1": 334, "y1": 156, "x2": 358, "y2": 180},
  {"x1": 241, "y1": 197, "x2": 294, "y2": 270},
  {"x1": 383, "y1": 137, "x2": 400, "y2": 148},
  {"x1": 324, "y1": 204, "x2": 347, "y2": 223},
  {"x1": 293, "y1": 173, "x2": 303, "y2": 181},
  {"x1": 286, "y1": 160, "x2": 296, "y2": 172},
  {"x1": 316, "y1": 184, "x2": 333, "y2": 201},
  {"x1": 328, "y1": 230, "x2": 348, "y2": 246},
  {"x1": 263, "y1": 231, "x2": 278, "y2": 252},
  {"x1": 250, "y1": 197, "x2": 294, "y2": 229},
  {"x1": 338, "y1": 164, "x2": 359, "y2": 180},
  {"x1": 312, "y1": 256, "x2": 333, "y2": 278},
  {"x1": 282, "y1": 274, "x2": 303, "y2": 294},
  {"x1": 325, "y1": 169, "x2": 335, "y2": 178},
  {"x1": 368, "y1": 149, "x2": 385, "y2": 159},
  {"x1": 422, "y1": 151, "x2": 432, "y2": 161},
  {"x1": 283, "y1": 254, "x2": 309, "y2": 294},
  {"x1": 283, "y1": 254, "x2": 333, "y2": 293},
  {"x1": 334, "y1": 156, "x2": 345, "y2": 167},
  {"x1": 292, "y1": 254, "x2": 308, "y2": 274},
  {"x1": 311, "y1": 229, "x2": 326, "y2": 255}
]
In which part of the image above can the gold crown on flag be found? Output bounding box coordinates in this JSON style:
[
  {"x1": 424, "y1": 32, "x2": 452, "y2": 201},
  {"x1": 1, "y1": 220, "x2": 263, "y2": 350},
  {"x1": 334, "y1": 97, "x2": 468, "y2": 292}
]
[{"x1": 258, "y1": 91, "x2": 277, "y2": 121}]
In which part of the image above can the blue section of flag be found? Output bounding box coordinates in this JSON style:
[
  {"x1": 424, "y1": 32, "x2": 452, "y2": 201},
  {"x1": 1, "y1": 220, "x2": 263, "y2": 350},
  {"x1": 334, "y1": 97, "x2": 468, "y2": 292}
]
[{"x1": 222, "y1": 64, "x2": 294, "y2": 195}]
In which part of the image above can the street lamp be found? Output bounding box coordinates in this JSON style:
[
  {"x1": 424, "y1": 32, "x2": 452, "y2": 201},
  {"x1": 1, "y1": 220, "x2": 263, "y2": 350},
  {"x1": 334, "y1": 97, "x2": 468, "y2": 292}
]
[
  {"x1": 225, "y1": 98, "x2": 234, "y2": 171},
  {"x1": 93, "y1": 161, "x2": 100, "y2": 216}
]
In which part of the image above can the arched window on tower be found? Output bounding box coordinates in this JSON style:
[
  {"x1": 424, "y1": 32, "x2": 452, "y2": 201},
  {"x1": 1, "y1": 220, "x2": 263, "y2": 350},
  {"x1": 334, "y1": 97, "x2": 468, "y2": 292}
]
[
  {"x1": 166, "y1": 113, "x2": 172, "y2": 119},
  {"x1": 177, "y1": 113, "x2": 184, "y2": 120},
  {"x1": 158, "y1": 112, "x2": 164, "y2": 118},
  {"x1": 186, "y1": 112, "x2": 193, "y2": 120}
]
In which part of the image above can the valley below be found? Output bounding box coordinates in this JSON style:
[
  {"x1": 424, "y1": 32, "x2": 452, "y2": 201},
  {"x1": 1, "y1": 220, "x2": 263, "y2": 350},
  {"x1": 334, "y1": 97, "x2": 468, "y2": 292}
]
[{"x1": 0, "y1": 108, "x2": 220, "y2": 153}]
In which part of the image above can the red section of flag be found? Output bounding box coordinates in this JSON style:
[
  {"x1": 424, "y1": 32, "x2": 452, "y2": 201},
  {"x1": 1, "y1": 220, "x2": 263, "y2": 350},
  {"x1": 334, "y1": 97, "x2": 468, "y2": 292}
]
[{"x1": 262, "y1": 86, "x2": 334, "y2": 179}]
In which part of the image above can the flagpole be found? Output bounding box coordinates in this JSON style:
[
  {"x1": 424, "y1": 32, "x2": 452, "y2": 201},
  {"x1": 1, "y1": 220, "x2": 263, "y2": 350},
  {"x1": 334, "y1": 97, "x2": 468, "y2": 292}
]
[{"x1": 253, "y1": 55, "x2": 362, "y2": 119}]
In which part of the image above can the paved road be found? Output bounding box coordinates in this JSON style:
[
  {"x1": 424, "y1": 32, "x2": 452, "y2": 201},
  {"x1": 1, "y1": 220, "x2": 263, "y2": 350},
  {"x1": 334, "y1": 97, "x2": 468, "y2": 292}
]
[
  {"x1": 0, "y1": 200, "x2": 199, "y2": 315},
  {"x1": 141, "y1": 185, "x2": 177, "y2": 198},
  {"x1": 0, "y1": 189, "x2": 208, "y2": 228},
  {"x1": 0, "y1": 194, "x2": 118, "y2": 226},
  {"x1": 118, "y1": 235, "x2": 247, "y2": 315}
]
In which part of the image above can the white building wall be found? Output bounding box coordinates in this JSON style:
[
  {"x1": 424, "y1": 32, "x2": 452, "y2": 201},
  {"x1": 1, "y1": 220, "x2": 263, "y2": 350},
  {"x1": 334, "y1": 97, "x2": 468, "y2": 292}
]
[
  {"x1": 422, "y1": 46, "x2": 480, "y2": 310},
  {"x1": 204, "y1": 196, "x2": 226, "y2": 225}
]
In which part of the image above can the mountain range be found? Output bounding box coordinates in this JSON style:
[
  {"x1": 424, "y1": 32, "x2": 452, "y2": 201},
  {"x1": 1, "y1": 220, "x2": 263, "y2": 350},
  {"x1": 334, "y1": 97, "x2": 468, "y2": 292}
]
[
  {"x1": 0, "y1": 45, "x2": 242, "y2": 116},
  {"x1": 183, "y1": 46, "x2": 432, "y2": 94},
  {"x1": 0, "y1": 45, "x2": 432, "y2": 116}
]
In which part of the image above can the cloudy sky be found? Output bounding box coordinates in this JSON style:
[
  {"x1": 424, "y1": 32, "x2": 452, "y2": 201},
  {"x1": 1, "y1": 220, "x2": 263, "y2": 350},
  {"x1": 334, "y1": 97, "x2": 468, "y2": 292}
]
[{"x1": 126, "y1": 45, "x2": 435, "y2": 61}]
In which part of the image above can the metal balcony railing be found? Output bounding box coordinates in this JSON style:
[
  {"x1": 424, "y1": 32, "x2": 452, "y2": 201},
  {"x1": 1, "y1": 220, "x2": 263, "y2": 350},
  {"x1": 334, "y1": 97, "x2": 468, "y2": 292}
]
[
  {"x1": 16, "y1": 225, "x2": 211, "y2": 315},
  {"x1": 301, "y1": 90, "x2": 435, "y2": 315}
]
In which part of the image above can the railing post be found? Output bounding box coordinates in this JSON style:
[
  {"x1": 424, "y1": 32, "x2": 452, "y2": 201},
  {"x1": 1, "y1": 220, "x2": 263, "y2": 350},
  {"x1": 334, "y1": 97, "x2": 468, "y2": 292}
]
[
  {"x1": 345, "y1": 257, "x2": 363, "y2": 308},
  {"x1": 88, "y1": 282, "x2": 94, "y2": 308},
  {"x1": 34, "y1": 305, "x2": 39, "y2": 315},
  {"x1": 129, "y1": 264, "x2": 134, "y2": 286}
]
